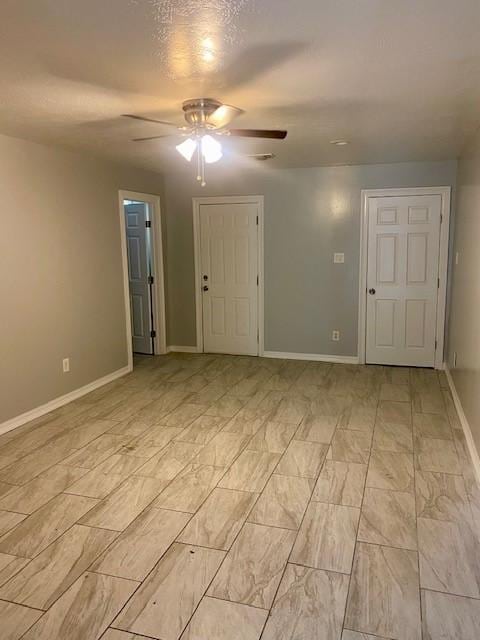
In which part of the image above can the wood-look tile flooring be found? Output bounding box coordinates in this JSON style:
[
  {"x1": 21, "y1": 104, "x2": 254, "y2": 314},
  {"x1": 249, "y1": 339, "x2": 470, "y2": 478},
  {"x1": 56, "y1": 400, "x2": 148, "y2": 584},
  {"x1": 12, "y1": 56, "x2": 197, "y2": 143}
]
[{"x1": 0, "y1": 353, "x2": 479, "y2": 639}]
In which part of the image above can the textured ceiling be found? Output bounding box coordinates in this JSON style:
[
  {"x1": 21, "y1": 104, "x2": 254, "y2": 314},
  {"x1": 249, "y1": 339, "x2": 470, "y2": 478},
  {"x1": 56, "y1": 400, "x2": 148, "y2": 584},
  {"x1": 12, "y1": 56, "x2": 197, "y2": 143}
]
[{"x1": 1, "y1": 0, "x2": 480, "y2": 171}]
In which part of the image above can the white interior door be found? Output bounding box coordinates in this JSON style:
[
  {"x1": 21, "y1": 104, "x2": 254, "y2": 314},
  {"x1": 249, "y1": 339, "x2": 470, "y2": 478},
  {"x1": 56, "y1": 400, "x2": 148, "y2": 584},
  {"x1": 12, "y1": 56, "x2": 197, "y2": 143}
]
[
  {"x1": 365, "y1": 194, "x2": 442, "y2": 367},
  {"x1": 199, "y1": 202, "x2": 259, "y2": 355},
  {"x1": 125, "y1": 203, "x2": 153, "y2": 355}
]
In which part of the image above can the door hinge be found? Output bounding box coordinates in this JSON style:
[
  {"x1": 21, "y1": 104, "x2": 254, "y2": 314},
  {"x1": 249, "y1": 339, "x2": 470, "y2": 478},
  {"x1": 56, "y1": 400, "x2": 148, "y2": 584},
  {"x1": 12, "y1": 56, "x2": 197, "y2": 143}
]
[
  {"x1": 256, "y1": 275, "x2": 259, "y2": 286},
  {"x1": 435, "y1": 338, "x2": 438, "y2": 349},
  {"x1": 440, "y1": 213, "x2": 443, "y2": 224},
  {"x1": 145, "y1": 220, "x2": 152, "y2": 228},
  {"x1": 150, "y1": 330, "x2": 156, "y2": 338},
  {"x1": 256, "y1": 215, "x2": 259, "y2": 225},
  {"x1": 437, "y1": 277, "x2": 440, "y2": 289},
  {"x1": 148, "y1": 275, "x2": 154, "y2": 285}
]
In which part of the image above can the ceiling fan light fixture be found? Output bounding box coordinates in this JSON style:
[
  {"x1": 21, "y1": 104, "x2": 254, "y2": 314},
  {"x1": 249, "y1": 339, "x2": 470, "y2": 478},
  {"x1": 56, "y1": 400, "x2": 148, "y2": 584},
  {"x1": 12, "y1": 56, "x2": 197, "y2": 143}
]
[
  {"x1": 129, "y1": 99, "x2": 287, "y2": 184},
  {"x1": 176, "y1": 137, "x2": 197, "y2": 161},
  {"x1": 201, "y1": 134, "x2": 222, "y2": 163}
]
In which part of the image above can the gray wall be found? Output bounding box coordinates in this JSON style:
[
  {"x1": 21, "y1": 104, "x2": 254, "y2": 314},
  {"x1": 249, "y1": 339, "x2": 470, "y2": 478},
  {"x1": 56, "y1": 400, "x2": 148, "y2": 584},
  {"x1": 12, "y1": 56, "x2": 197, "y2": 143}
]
[
  {"x1": 163, "y1": 160, "x2": 457, "y2": 352},
  {"x1": 447, "y1": 127, "x2": 480, "y2": 454},
  {"x1": 0, "y1": 134, "x2": 163, "y2": 423},
  {"x1": 0, "y1": 134, "x2": 458, "y2": 427}
]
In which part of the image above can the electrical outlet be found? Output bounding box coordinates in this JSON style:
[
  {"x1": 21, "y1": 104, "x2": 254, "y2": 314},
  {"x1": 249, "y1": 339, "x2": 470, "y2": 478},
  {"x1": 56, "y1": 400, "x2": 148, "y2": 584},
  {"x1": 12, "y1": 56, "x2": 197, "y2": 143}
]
[
  {"x1": 62, "y1": 358, "x2": 70, "y2": 373},
  {"x1": 332, "y1": 330, "x2": 340, "y2": 341},
  {"x1": 333, "y1": 253, "x2": 345, "y2": 263}
]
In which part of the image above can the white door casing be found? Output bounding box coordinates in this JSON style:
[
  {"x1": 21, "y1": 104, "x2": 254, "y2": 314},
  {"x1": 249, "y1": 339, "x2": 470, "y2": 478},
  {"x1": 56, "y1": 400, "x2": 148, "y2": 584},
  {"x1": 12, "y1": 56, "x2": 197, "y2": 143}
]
[
  {"x1": 119, "y1": 190, "x2": 167, "y2": 369},
  {"x1": 365, "y1": 194, "x2": 442, "y2": 367},
  {"x1": 125, "y1": 203, "x2": 153, "y2": 355},
  {"x1": 193, "y1": 197, "x2": 264, "y2": 356}
]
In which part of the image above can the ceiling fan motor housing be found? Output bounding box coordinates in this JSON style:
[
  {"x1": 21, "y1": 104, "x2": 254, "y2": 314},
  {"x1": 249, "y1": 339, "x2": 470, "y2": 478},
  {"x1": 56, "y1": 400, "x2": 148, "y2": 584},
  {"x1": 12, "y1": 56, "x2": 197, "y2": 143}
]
[{"x1": 182, "y1": 98, "x2": 222, "y2": 127}]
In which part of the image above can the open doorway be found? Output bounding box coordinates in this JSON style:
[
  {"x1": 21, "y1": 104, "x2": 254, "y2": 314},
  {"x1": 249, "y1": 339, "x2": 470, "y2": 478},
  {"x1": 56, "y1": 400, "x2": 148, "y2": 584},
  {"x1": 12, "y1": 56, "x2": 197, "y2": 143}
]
[
  {"x1": 124, "y1": 200, "x2": 155, "y2": 355},
  {"x1": 119, "y1": 190, "x2": 166, "y2": 365}
]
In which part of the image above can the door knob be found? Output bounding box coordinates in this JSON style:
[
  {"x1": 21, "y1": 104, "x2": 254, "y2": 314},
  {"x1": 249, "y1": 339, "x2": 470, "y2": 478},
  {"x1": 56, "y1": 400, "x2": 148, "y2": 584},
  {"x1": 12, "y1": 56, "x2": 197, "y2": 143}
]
[
  {"x1": 203, "y1": 274, "x2": 208, "y2": 281},
  {"x1": 202, "y1": 285, "x2": 209, "y2": 292},
  {"x1": 368, "y1": 288, "x2": 376, "y2": 295}
]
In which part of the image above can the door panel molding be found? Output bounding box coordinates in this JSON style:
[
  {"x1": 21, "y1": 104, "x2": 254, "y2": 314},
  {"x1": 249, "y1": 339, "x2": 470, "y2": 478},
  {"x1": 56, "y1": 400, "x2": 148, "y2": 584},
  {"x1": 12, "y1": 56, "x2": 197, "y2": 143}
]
[
  {"x1": 193, "y1": 195, "x2": 264, "y2": 355},
  {"x1": 119, "y1": 190, "x2": 167, "y2": 369},
  {"x1": 358, "y1": 187, "x2": 451, "y2": 369}
]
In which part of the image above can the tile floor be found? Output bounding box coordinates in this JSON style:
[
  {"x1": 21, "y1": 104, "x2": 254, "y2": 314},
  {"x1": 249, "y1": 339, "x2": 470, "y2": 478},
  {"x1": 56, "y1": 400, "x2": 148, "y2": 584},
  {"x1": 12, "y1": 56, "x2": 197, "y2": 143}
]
[{"x1": 0, "y1": 353, "x2": 479, "y2": 639}]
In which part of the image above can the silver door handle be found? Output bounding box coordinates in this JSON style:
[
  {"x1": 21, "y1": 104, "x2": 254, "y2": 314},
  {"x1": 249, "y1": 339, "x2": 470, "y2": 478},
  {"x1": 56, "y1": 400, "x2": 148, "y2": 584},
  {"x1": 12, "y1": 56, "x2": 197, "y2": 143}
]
[{"x1": 202, "y1": 285, "x2": 209, "y2": 292}]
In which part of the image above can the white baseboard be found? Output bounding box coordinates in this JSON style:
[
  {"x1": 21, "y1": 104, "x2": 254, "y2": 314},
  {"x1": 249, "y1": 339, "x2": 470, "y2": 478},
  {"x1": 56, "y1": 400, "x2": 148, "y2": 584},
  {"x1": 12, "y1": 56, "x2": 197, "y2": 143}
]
[
  {"x1": 0, "y1": 365, "x2": 131, "y2": 437},
  {"x1": 263, "y1": 350, "x2": 359, "y2": 364},
  {"x1": 445, "y1": 366, "x2": 480, "y2": 486},
  {"x1": 167, "y1": 345, "x2": 201, "y2": 354},
  {"x1": 166, "y1": 346, "x2": 359, "y2": 364}
]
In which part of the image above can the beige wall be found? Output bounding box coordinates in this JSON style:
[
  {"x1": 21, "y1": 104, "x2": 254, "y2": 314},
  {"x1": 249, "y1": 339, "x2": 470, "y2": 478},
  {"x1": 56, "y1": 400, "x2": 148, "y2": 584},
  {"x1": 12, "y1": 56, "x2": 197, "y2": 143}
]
[
  {"x1": 0, "y1": 134, "x2": 163, "y2": 423},
  {"x1": 447, "y1": 127, "x2": 480, "y2": 453},
  {"x1": 163, "y1": 161, "x2": 456, "y2": 352}
]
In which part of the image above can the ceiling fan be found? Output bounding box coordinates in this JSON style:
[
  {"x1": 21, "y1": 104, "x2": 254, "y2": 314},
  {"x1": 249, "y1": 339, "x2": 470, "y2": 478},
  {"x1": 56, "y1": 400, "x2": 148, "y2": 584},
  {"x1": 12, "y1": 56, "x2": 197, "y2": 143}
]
[{"x1": 122, "y1": 98, "x2": 287, "y2": 185}]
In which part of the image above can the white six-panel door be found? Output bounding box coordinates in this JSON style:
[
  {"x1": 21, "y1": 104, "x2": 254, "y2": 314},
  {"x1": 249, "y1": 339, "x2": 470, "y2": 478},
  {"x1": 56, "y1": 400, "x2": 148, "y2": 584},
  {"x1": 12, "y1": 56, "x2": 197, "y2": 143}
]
[
  {"x1": 199, "y1": 202, "x2": 259, "y2": 355},
  {"x1": 366, "y1": 194, "x2": 442, "y2": 367}
]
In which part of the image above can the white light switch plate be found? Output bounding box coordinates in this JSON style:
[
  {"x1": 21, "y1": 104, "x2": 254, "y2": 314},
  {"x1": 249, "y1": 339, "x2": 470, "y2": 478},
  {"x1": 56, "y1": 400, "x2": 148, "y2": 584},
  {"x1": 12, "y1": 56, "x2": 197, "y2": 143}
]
[{"x1": 334, "y1": 253, "x2": 345, "y2": 263}]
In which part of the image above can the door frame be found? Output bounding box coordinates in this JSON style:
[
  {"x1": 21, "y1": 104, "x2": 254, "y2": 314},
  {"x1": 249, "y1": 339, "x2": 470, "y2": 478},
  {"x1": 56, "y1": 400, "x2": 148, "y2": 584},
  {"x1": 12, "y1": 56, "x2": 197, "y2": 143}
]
[
  {"x1": 358, "y1": 186, "x2": 451, "y2": 369},
  {"x1": 192, "y1": 195, "x2": 264, "y2": 355},
  {"x1": 119, "y1": 189, "x2": 167, "y2": 368}
]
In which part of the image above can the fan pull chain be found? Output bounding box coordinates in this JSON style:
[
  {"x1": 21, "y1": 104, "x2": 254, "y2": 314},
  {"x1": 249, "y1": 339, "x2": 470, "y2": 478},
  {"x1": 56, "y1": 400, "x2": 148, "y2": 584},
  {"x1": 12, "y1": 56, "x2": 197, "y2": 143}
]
[
  {"x1": 195, "y1": 136, "x2": 207, "y2": 186},
  {"x1": 201, "y1": 146, "x2": 206, "y2": 187},
  {"x1": 196, "y1": 139, "x2": 201, "y2": 183}
]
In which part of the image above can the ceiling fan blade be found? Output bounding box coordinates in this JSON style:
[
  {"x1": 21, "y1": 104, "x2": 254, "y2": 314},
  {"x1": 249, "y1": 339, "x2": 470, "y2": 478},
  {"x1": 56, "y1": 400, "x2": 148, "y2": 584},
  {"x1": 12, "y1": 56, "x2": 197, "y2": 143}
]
[
  {"x1": 206, "y1": 104, "x2": 244, "y2": 129},
  {"x1": 132, "y1": 134, "x2": 173, "y2": 142},
  {"x1": 122, "y1": 114, "x2": 177, "y2": 127},
  {"x1": 229, "y1": 129, "x2": 288, "y2": 139},
  {"x1": 247, "y1": 153, "x2": 275, "y2": 161}
]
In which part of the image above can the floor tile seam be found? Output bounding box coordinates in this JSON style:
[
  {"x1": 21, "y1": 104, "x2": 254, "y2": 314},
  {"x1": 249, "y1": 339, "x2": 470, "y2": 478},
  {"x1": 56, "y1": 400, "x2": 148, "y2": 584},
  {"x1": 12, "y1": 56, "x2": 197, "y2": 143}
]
[
  {"x1": 342, "y1": 389, "x2": 380, "y2": 635},
  {"x1": 169, "y1": 486, "x2": 266, "y2": 639},
  {"x1": 0, "y1": 514, "x2": 129, "y2": 611},
  {"x1": 410, "y1": 396, "x2": 425, "y2": 639},
  {"x1": 0, "y1": 490, "x2": 104, "y2": 556},
  {"x1": 420, "y1": 585, "x2": 480, "y2": 601},
  {"x1": 202, "y1": 592, "x2": 270, "y2": 612},
  {"x1": 0, "y1": 596, "x2": 47, "y2": 612},
  {"x1": 165, "y1": 482, "x2": 273, "y2": 636},
  {"x1": 93, "y1": 492, "x2": 239, "y2": 636},
  {"x1": 279, "y1": 398, "x2": 372, "y2": 621}
]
